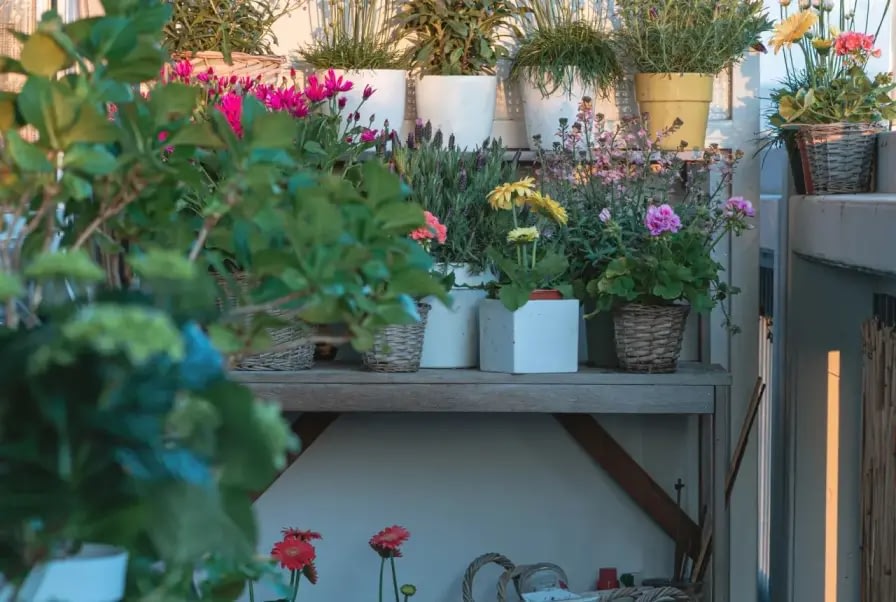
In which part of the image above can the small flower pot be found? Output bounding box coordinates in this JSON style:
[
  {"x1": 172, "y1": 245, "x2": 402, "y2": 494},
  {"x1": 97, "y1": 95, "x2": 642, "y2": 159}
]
[
  {"x1": 323, "y1": 69, "x2": 407, "y2": 136},
  {"x1": 420, "y1": 264, "x2": 495, "y2": 369},
  {"x1": 614, "y1": 303, "x2": 689, "y2": 373},
  {"x1": 634, "y1": 73, "x2": 714, "y2": 150},
  {"x1": 14, "y1": 544, "x2": 128, "y2": 602},
  {"x1": 363, "y1": 303, "x2": 431, "y2": 373},
  {"x1": 479, "y1": 297, "x2": 579, "y2": 374},
  {"x1": 415, "y1": 74, "x2": 497, "y2": 150},
  {"x1": 520, "y1": 74, "x2": 620, "y2": 148}
]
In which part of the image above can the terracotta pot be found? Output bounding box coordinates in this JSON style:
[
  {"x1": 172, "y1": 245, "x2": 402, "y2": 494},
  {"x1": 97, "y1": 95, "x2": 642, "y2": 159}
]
[{"x1": 529, "y1": 289, "x2": 563, "y2": 300}]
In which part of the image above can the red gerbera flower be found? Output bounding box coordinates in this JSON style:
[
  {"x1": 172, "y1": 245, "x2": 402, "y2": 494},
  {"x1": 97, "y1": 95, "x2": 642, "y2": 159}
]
[
  {"x1": 369, "y1": 525, "x2": 410, "y2": 558},
  {"x1": 271, "y1": 538, "x2": 316, "y2": 571},
  {"x1": 282, "y1": 527, "x2": 323, "y2": 542}
]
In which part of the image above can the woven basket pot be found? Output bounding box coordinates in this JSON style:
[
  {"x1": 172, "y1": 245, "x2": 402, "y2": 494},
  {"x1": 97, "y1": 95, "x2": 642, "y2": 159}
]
[
  {"x1": 796, "y1": 122, "x2": 883, "y2": 194},
  {"x1": 613, "y1": 304, "x2": 690, "y2": 373},
  {"x1": 363, "y1": 303, "x2": 431, "y2": 373},
  {"x1": 172, "y1": 51, "x2": 288, "y2": 84},
  {"x1": 216, "y1": 273, "x2": 314, "y2": 371}
]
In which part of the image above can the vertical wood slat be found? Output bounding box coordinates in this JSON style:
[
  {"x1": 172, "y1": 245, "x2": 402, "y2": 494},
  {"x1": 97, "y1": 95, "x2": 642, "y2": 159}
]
[{"x1": 861, "y1": 320, "x2": 896, "y2": 602}]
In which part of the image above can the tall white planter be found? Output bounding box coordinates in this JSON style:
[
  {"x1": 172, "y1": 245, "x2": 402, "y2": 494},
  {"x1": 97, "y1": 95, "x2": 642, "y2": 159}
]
[
  {"x1": 11, "y1": 544, "x2": 128, "y2": 602},
  {"x1": 520, "y1": 76, "x2": 619, "y2": 149},
  {"x1": 479, "y1": 298, "x2": 580, "y2": 374},
  {"x1": 420, "y1": 264, "x2": 494, "y2": 369},
  {"x1": 415, "y1": 75, "x2": 497, "y2": 150},
  {"x1": 327, "y1": 69, "x2": 407, "y2": 135}
]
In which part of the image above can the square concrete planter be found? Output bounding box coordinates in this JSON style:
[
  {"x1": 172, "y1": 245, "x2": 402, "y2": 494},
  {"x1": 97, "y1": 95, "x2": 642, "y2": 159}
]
[{"x1": 479, "y1": 298, "x2": 580, "y2": 374}]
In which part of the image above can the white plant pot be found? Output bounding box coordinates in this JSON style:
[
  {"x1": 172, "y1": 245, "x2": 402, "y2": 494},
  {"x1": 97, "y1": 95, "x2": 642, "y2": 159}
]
[
  {"x1": 13, "y1": 544, "x2": 128, "y2": 602},
  {"x1": 415, "y1": 75, "x2": 497, "y2": 150},
  {"x1": 420, "y1": 264, "x2": 495, "y2": 369},
  {"x1": 327, "y1": 69, "x2": 407, "y2": 135},
  {"x1": 520, "y1": 76, "x2": 619, "y2": 149},
  {"x1": 479, "y1": 298, "x2": 580, "y2": 374}
]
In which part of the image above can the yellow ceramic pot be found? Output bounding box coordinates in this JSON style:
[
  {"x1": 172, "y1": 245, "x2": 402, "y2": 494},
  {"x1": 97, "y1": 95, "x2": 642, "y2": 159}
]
[{"x1": 634, "y1": 73, "x2": 714, "y2": 151}]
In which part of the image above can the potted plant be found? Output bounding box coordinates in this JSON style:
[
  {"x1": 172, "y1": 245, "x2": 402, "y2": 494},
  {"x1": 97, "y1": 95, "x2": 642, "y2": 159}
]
[
  {"x1": 478, "y1": 178, "x2": 577, "y2": 374},
  {"x1": 362, "y1": 211, "x2": 449, "y2": 372},
  {"x1": 397, "y1": 0, "x2": 523, "y2": 150},
  {"x1": 510, "y1": 0, "x2": 621, "y2": 148},
  {"x1": 765, "y1": 2, "x2": 896, "y2": 194},
  {"x1": 576, "y1": 114, "x2": 754, "y2": 373},
  {"x1": 297, "y1": 0, "x2": 408, "y2": 136},
  {"x1": 163, "y1": 0, "x2": 298, "y2": 81},
  {"x1": 389, "y1": 121, "x2": 517, "y2": 368},
  {"x1": 613, "y1": 0, "x2": 772, "y2": 150}
]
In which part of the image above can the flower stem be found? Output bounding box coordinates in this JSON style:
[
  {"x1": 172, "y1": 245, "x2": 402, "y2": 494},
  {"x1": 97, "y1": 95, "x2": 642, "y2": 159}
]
[
  {"x1": 390, "y1": 557, "x2": 400, "y2": 602},
  {"x1": 292, "y1": 574, "x2": 301, "y2": 602},
  {"x1": 530, "y1": 238, "x2": 538, "y2": 270},
  {"x1": 249, "y1": 582, "x2": 255, "y2": 602},
  {"x1": 379, "y1": 558, "x2": 386, "y2": 602}
]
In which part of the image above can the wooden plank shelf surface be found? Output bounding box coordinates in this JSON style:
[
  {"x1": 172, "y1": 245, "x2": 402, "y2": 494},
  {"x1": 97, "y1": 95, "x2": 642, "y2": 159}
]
[{"x1": 235, "y1": 362, "x2": 729, "y2": 414}]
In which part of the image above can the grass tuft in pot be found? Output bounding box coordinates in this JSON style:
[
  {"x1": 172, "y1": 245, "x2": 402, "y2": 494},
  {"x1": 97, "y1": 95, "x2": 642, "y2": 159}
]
[
  {"x1": 297, "y1": 0, "x2": 406, "y2": 69},
  {"x1": 511, "y1": 21, "x2": 621, "y2": 98}
]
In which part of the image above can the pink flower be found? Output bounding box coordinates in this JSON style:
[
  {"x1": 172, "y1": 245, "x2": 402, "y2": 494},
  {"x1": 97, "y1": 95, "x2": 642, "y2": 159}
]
[
  {"x1": 723, "y1": 196, "x2": 755, "y2": 218},
  {"x1": 323, "y1": 69, "x2": 353, "y2": 96},
  {"x1": 363, "y1": 85, "x2": 375, "y2": 100},
  {"x1": 216, "y1": 92, "x2": 244, "y2": 137},
  {"x1": 360, "y1": 128, "x2": 378, "y2": 143},
  {"x1": 172, "y1": 59, "x2": 193, "y2": 81},
  {"x1": 598, "y1": 208, "x2": 611, "y2": 223},
  {"x1": 644, "y1": 203, "x2": 681, "y2": 236},
  {"x1": 304, "y1": 73, "x2": 329, "y2": 102},
  {"x1": 410, "y1": 211, "x2": 447, "y2": 244},
  {"x1": 369, "y1": 525, "x2": 410, "y2": 559},
  {"x1": 338, "y1": 96, "x2": 348, "y2": 109},
  {"x1": 834, "y1": 31, "x2": 879, "y2": 58}
]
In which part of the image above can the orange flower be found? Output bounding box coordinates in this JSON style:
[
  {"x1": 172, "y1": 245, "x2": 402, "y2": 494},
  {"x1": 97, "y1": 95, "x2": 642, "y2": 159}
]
[{"x1": 369, "y1": 525, "x2": 410, "y2": 558}]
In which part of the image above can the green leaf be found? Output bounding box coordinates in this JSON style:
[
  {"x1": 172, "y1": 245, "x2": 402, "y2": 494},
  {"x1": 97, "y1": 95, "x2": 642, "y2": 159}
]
[
  {"x1": 0, "y1": 95, "x2": 17, "y2": 129},
  {"x1": 149, "y1": 82, "x2": 199, "y2": 125},
  {"x1": 499, "y1": 284, "x2": 532, "y2": 311},
  {"x1": 20, "y1": 32, "x2": 71, "y2": 77},
  {"x1": 24, "y1": 249, "x2": 105, "y2": 282},
  {"x1": 167, "y1": 121, "x2": 224, "y2": 148},
  {"x1": 63, "y1": 144, "x2": 118, "y2": 175},
  {"x1": 6, "y1": 130, "x2": 53, "y2": 172},
  {"x1": 0, "y1": 272, "x2": 25, "y2": 301},
  {"x1": 377, "y1": 202, "x2": 424, "y2": 231},
  {"x1": 129, "y1": 248, "x2": 196, "y2": 281},
  {"x1": 249, "y1": 111, "x2": 297, "y2": 150},
  {"x1": 652, "y1": 281, "x2": 684, "y2": 300},
  {"x1": 62, "y1": 105, "x2": 118, "y2": 146}
]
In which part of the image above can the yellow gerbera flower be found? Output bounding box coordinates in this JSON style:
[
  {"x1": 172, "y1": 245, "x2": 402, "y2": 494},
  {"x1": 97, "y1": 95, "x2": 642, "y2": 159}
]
[
  {"x1": 529, "y1": 192, "x2": 568, "y2": 225},
  {"x1": 506, "y1": 226, "x2": 539, "y2": 243},
  {"x1": 487, "y1": 177, "x2": 536, "y2": 210},
  {"x1": 770, "y1": 11, "x2": 818, "y2": 54},
  {"x1": 812, "y1": 38, "x2": 833, "y2": 54}
]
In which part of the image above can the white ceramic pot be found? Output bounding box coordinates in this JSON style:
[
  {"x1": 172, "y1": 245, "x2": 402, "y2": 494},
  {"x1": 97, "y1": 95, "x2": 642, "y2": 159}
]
[
  {"x1": 420, "y1": 264, "x2": 495, "y2": 369},
  {"x1": 520, "y1": 75, "x2": 619, "y2": 149},
  {"x1": 415, "y1": 75, "x2": 497, "y2": 150},
  {"x1": 13, "y1": 544, "x2": 128, "y2": 602},
  {"x1": 479, "y1": 297, "x2": 580, "y2": 374},
  {"x1": 327, "y1": 69, "x2": 407, "y2": 136}
]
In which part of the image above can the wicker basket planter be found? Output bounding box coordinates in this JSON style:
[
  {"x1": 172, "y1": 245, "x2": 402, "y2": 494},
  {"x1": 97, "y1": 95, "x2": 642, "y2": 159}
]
[
  {"x1": 172, "y1": 51, "x2": 288, "y2": 84},
  {"x1": 216, "y1": 273, "x2": 315, "y2": 371},
  {"x1": 613, "y1": 303, "x2": 690, "y2": 373},
  {"x1": 795, "y1": 122, "x2": 883, "y2": 194},
  {"x1": 362, "y1": 303, "x2": 431, "y2": 373}
]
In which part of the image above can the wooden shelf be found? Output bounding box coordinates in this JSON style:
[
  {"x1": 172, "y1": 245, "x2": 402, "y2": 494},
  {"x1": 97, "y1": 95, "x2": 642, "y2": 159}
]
[{"x1": 235, "y1": 362, "x2": 729, "y2": 414}]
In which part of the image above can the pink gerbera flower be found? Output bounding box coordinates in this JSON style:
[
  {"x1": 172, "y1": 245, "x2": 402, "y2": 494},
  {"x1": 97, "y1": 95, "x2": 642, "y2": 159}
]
[{"x1": 369, "y1": 525, "x2": 410, "y2": 559}]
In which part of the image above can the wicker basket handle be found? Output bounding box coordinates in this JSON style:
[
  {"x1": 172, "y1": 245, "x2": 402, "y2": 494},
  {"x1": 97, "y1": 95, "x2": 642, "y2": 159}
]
[
  {"x1": 462, "y1": 553, "x2": 515, "y2": 602},
  {"x1": 601, "y1": 586, "x2": 687, "y2": 601}
]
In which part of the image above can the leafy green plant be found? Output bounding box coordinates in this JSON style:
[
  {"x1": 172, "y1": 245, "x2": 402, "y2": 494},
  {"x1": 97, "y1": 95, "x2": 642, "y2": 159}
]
[
  {"x1": 163, "y1": 0, "x2": 298, "y2": 58},
  {"x1": 297, "y1": 0, "x2": 406, "y2": 69},
  {"x1": 397, "y1": 0, "x2": 524, "y2": 76},
  {"x1": 764, "y1": 3, "x2": 896, "y2": 128},
  {"x1": 613, "y1": 0, "x2": 772, "y2": 74},
  {"x1": 388, "y1": 121, "x2": 518, "y2": 272},
  {"x1": 510, "y1": 0, "x2": 620, "y2": 97},
  {"x1": 483, "y1": 177, "x2": 571, "y2": 310}
]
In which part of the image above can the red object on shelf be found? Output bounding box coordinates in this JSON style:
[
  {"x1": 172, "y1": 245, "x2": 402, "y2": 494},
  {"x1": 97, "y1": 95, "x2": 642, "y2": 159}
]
[
  {"x1": 529, "y1": 289, "x2": 563, "y2": 300},
  {"x1": 596, "y1": 568, "x2": 619, "y2": 590}
]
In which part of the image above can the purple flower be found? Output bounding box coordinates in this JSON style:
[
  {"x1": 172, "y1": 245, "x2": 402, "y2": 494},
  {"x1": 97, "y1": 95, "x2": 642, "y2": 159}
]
[
  {"x1": 644, "y1": 203, "x2": 681, "y2": 236},
  {"x1": 599, "y1": 208, "x2": 611, "y2": 223},
  {"x1": 723, "y1": 196, "x2": 755, "y2": 218}
]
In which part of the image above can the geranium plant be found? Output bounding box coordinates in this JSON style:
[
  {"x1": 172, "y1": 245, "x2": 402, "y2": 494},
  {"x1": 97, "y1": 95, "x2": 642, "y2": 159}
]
[
  {"x1": 765, "y1": 1, "x2": 896, "y2": 128},
  {"x1": 370, "y1": 525, "x2": 416, "y2": 602},
  {"x1": 484, "y1": 177, "x2": 571, "y2": 311}
]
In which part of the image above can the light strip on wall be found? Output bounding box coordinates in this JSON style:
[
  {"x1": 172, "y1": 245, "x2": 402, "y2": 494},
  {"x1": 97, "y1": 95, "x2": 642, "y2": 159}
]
[{"x1": 825, "y1": 351, "x2": 841, "y2": 602}]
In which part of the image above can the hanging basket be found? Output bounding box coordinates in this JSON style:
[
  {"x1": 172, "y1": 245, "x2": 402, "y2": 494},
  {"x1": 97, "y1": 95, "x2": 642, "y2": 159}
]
[
  {"x1": 216, "y1": 273, "x2": 314, "y2": 371},
  {"x1": 614, "y1": 303, "x2": 690, "y2": 373},
  {"x1": 172, "y1": 51, "x2": 288, "y2": 84},
  {"x1": 362, "y1": 303, "x2": 431, "y2": 373},
  {"x1": 796, "y1": 122, "x2": 883, "y2": 194}
]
